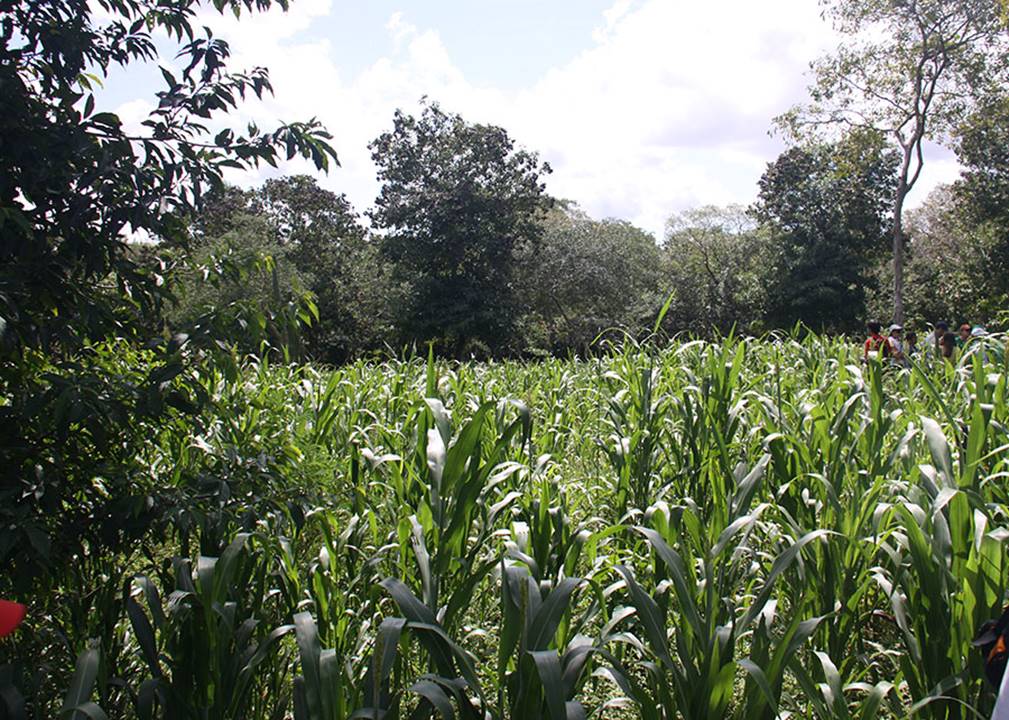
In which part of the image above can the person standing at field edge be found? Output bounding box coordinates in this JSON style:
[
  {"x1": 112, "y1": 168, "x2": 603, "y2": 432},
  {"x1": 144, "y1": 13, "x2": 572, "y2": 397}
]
[
  {"x1": 928, "y1": 321, "x2": 949, "y2": 356},
  {"x1": 940, "y1": 331, "x2": 958, "y2": 361},
  {"x1": 905, "y1": 331, "x2": 919, "y2": 361},
  {"x1": 886, "y1": 324, "x2": 906, "y2": 365},
  {"x1": 863, "y1": 321, "x2": 888, "y2": 362},
  {"x1": 959, "y1": 323, "x2": 972, "y2": 348}
]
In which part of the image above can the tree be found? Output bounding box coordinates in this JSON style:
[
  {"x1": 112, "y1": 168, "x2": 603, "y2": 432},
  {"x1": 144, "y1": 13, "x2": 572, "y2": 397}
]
[
  {"x1": 868, "y1": 97, "x2": 1009, "y2": 328},
  {"x1": 253, "y1": 176, "x2": 363, "y2": 267},
  {"x1": 662, "y1": 205, "x2": 769, "y2": 334},
  {"x1": 778, "y1": 0, "x2": 1009, "y2": 322},
  {"x1": 168, "y1": 213, "x2": 316, "y2": 357},
  {"x1": 196, "y1": 177, "x2": 393, "y2": 361},
  {"x1": 516, "y1": 202, "x2": 663, "y2": 353},
  {"x1": 870, "y1": 185, "x2": 1002, "y2": 326},
  {"x1": 947, "y1": 94, "x2": 1009, "y2": 320},
  {"x1": 250, "y1": 176, "x2": 386, "y2": 361},
  {"x1": 1, "y1": 0, "x2": 335, "y2": 354},
  {"x1": 955, "y1": 92, "x2": 1009, "y2": 228},
  {"x1": 0, "y1": 0, "x2": 336, "y2": 580},
  {"x1": 187, "y1": 178, "x2": 393, "y2": 362},
  {"x1": 369, "y1": 101, "x2": 552, "y2": 356},
  {"x1": 753, "y1": 133, "x2": 897, "y2": 331}
]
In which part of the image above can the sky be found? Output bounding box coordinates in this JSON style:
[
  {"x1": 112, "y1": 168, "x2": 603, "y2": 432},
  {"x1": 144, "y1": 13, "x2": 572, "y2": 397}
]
[{"x1": 104, "y1": 0, "x2": 962, "y2": 240}]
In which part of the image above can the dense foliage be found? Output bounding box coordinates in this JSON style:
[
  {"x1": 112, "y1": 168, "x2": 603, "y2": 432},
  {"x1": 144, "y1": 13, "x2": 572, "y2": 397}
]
[
  {"x1": 165, "y1": 114, "x2": 1009, "y2": 359},
  {"x1": 174, "y1": 177, "x2": 389, "y2": 362},
  {"x1": 753, "y1": 132, "x2": 897, "y2": 330},
  {"x1": 4, "y1": 335, "x2": 1008, "y2": 718},
  {"x1": 369, "y1": 101, "x2": 553, "y2": 356},
  {"x1": 0, "y1": 0, "x2": 336, "y2": 586},
  {"x1": 779, "y1": 0, "x2": 1009, "y2": 322},
  {"x1": 4, "y1": 1, "x2": 1009, "y2": 718},
  {"x1": 662, "y1": 205, "x2": 769, "y2": 335},
  {"x1": 518, "y1": 202, "x2": 664, "y2": 353}
]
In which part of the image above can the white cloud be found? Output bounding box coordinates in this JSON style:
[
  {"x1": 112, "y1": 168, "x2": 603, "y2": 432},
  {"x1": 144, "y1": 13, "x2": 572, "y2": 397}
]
[
  {"x1": 592, "y1": 0, "x2": 637, "y2": 43},
  {"x1": 134, "y1": 0, "x2": 953, "y2": 239},
  {"x1": 196, "y1": 0, "x2": 333, "y2": 44},
  {"x1": 498, "y1": 0, "x2": 842, "y2": 236},
  {"x1": 906, "y1": 142, "x2": 961, "y2": 204},
  {"x1": 115, "y1": 98, "x2": 155, "y2": 136},
  {"x1": 386, "y1": 11, "x2": 415, "y2": 48}
]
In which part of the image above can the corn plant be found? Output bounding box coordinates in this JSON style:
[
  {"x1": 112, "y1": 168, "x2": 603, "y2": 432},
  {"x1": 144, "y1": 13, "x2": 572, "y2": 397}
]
[
  {"x1": 373, "y1": 578, "x2": 487, "y2": 718},
  {"x1": 374, "y1": 565, "x2": 602, "y2": 720},
  {"x1": 389, "y1": 397, "x2": 529, "y2": 631},
  {"x1": 605, "y1": 456, "x2": 828, "y2": 720},
  {"x1": 17, "y1": 332, "x2": 1009, "y2": 718},
  {"x1": 789, "y1": 650, "x2": 902, "y2": 719},
  {"x1": 124, "y1": 533, "x2": 295, "y2": 719},
  {"x1": 869, "y1": 413, "x2": 1008, "y2": 719},
  {"x1": 496, "y1": 564, "x2": 596, "y2": 719},
  {"x1": 283, "y1": 509, "x2": 387, "y2": 720},
  {"x1": 292, "y1": 610, "x2": 387, "y2": 720},
  {"x1": 600, "y1": 353, "x2": 671, "y2": 516}
]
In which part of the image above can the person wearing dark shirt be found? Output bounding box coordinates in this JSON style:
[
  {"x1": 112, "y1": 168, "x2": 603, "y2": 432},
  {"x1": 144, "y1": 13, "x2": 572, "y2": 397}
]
[
  {"x1": 905, "y1": 331, "x2": 918, "y2": 361},
  {"x1": 940, "y1": 332, "x2": 957, "y2": 361}
]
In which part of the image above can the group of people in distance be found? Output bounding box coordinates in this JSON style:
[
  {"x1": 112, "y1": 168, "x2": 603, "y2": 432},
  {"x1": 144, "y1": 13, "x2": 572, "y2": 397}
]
[{"x1": 863, "y1": 320, "x2": 989, "y2": 366}]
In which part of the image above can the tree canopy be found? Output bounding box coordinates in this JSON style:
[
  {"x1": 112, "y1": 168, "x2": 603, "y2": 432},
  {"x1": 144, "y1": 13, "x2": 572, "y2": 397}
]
[
  {"x1": 779, "y1": 0, "x2": 1009, "y2": 322},
  {"x1": 369, "y1": 101, "x2": 552, "y2": 356},
  {"x1": 517, "y1": 202, "x2": 663, "y2": 352},
  {"x1": 0, "y1": 0, "x2": 336, "y2": 579},
  {"x1": 0, "y1": 0, "x2": 336, "y2": 355},
  {"x1": 754, "y1": 132, "x2": 897, "y2": 330},
  {"x1": 662, "y1": 205, "x2": 768, "y2": 334}
]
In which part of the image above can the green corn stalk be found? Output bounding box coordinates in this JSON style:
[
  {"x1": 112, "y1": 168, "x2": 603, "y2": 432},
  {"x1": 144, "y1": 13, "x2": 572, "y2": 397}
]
[
  {"x1": 391, "y1": 397, "x2": 529, "y2": 631},
  {"x1": 869, "y1": 411, "x2": 1008, "y2": 719},
  {"x1": 291, "y1": 611, "x2": 365, "y2": 720},
  {"x1": 280, "y1": 508, "x2": 385, "y2": 720},
  {"x1": 60, "y1": 646, "x2": 107, "y2": 720},
  {"x1": 497, "y1": 564, "x2": 596, "y2": 720},
  {"x1": 604, "y1": 452, "x2": 829, "y2": 720},
  {"x1": 373, "y1": 578, "x2": 487, "y2": 719},
  {"x1": 504, "y1": 454, "x2": 592, "y2": 586},
  {"x1": 789, "y1": 650, "x2": 902, "y2": 719},
  {"x1": 373, "y1": 565, "x2": 599, "y2": 720},
  {"x1": 124, "y1": 533, "x2": 295, "y2": 719}
]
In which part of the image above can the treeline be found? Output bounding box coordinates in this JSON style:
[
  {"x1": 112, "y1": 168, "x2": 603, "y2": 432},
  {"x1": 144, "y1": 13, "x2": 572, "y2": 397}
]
[{"x1": 150, "y1": 101, "x2": 1009, "y2": 361}]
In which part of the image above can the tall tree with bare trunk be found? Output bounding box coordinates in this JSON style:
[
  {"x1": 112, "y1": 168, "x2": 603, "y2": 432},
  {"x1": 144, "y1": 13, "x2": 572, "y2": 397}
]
[{"x1": 777, "y1": 0, "x2": 1009, "y2": 322}]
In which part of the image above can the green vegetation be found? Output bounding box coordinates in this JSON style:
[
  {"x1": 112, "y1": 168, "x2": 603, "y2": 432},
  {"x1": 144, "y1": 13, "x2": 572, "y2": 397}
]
[
  {"x1": 4, "y1": 0, "x2": 1009, "y2": 717},
  {"x1": 369, "y1": 101, "x2": 553, "y2": 356},
  {"x1": 4, "y1": 334, "x2": 1009, "y2": 718},
  {"x1": 778, "y1": 0, "x2": 1009, "y2": 323}
]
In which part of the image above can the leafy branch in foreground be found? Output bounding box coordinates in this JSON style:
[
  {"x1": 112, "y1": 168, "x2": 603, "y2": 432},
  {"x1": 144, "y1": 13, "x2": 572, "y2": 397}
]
[{"x1": 0, "y1": 0, "x2": 337, "y2": 582}]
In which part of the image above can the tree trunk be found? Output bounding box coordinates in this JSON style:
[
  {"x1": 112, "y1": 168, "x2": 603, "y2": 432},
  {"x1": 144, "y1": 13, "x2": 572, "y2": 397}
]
[
  {"x1": 892, "y1": 142, "x2": 914, "y2": 325},
  {"x1": 892, "y1": 191, "x2": 906, "y2": 324}
]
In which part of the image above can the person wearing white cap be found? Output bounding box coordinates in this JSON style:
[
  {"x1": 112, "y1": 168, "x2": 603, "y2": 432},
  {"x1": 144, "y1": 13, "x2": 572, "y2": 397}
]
[
  {"x1": 970, "y1": 325, "x2": 990, "y2": 363},
  {"x1": 887, "y1": 324, "x2": 906, "y2": 365}
]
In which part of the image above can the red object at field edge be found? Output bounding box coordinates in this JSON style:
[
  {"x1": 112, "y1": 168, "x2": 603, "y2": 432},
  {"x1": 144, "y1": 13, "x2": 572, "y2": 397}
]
[{"x1": 0, "y1": 600, "x2": 26, "y2": 637}]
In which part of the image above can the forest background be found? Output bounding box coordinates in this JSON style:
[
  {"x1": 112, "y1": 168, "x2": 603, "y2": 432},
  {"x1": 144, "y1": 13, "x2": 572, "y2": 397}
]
[
  {"x1": 162, "y1": 100, "x2": 1009, "y2": 362},
  {"x1": 142, "y1": 0, "x2": 1009, "y2": 361}
]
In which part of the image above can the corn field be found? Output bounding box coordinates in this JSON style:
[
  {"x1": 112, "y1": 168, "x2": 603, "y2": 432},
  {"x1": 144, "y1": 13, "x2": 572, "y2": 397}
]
[{"x1": 7, "y1": 332, "x2": 1009, "y2": 719}]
